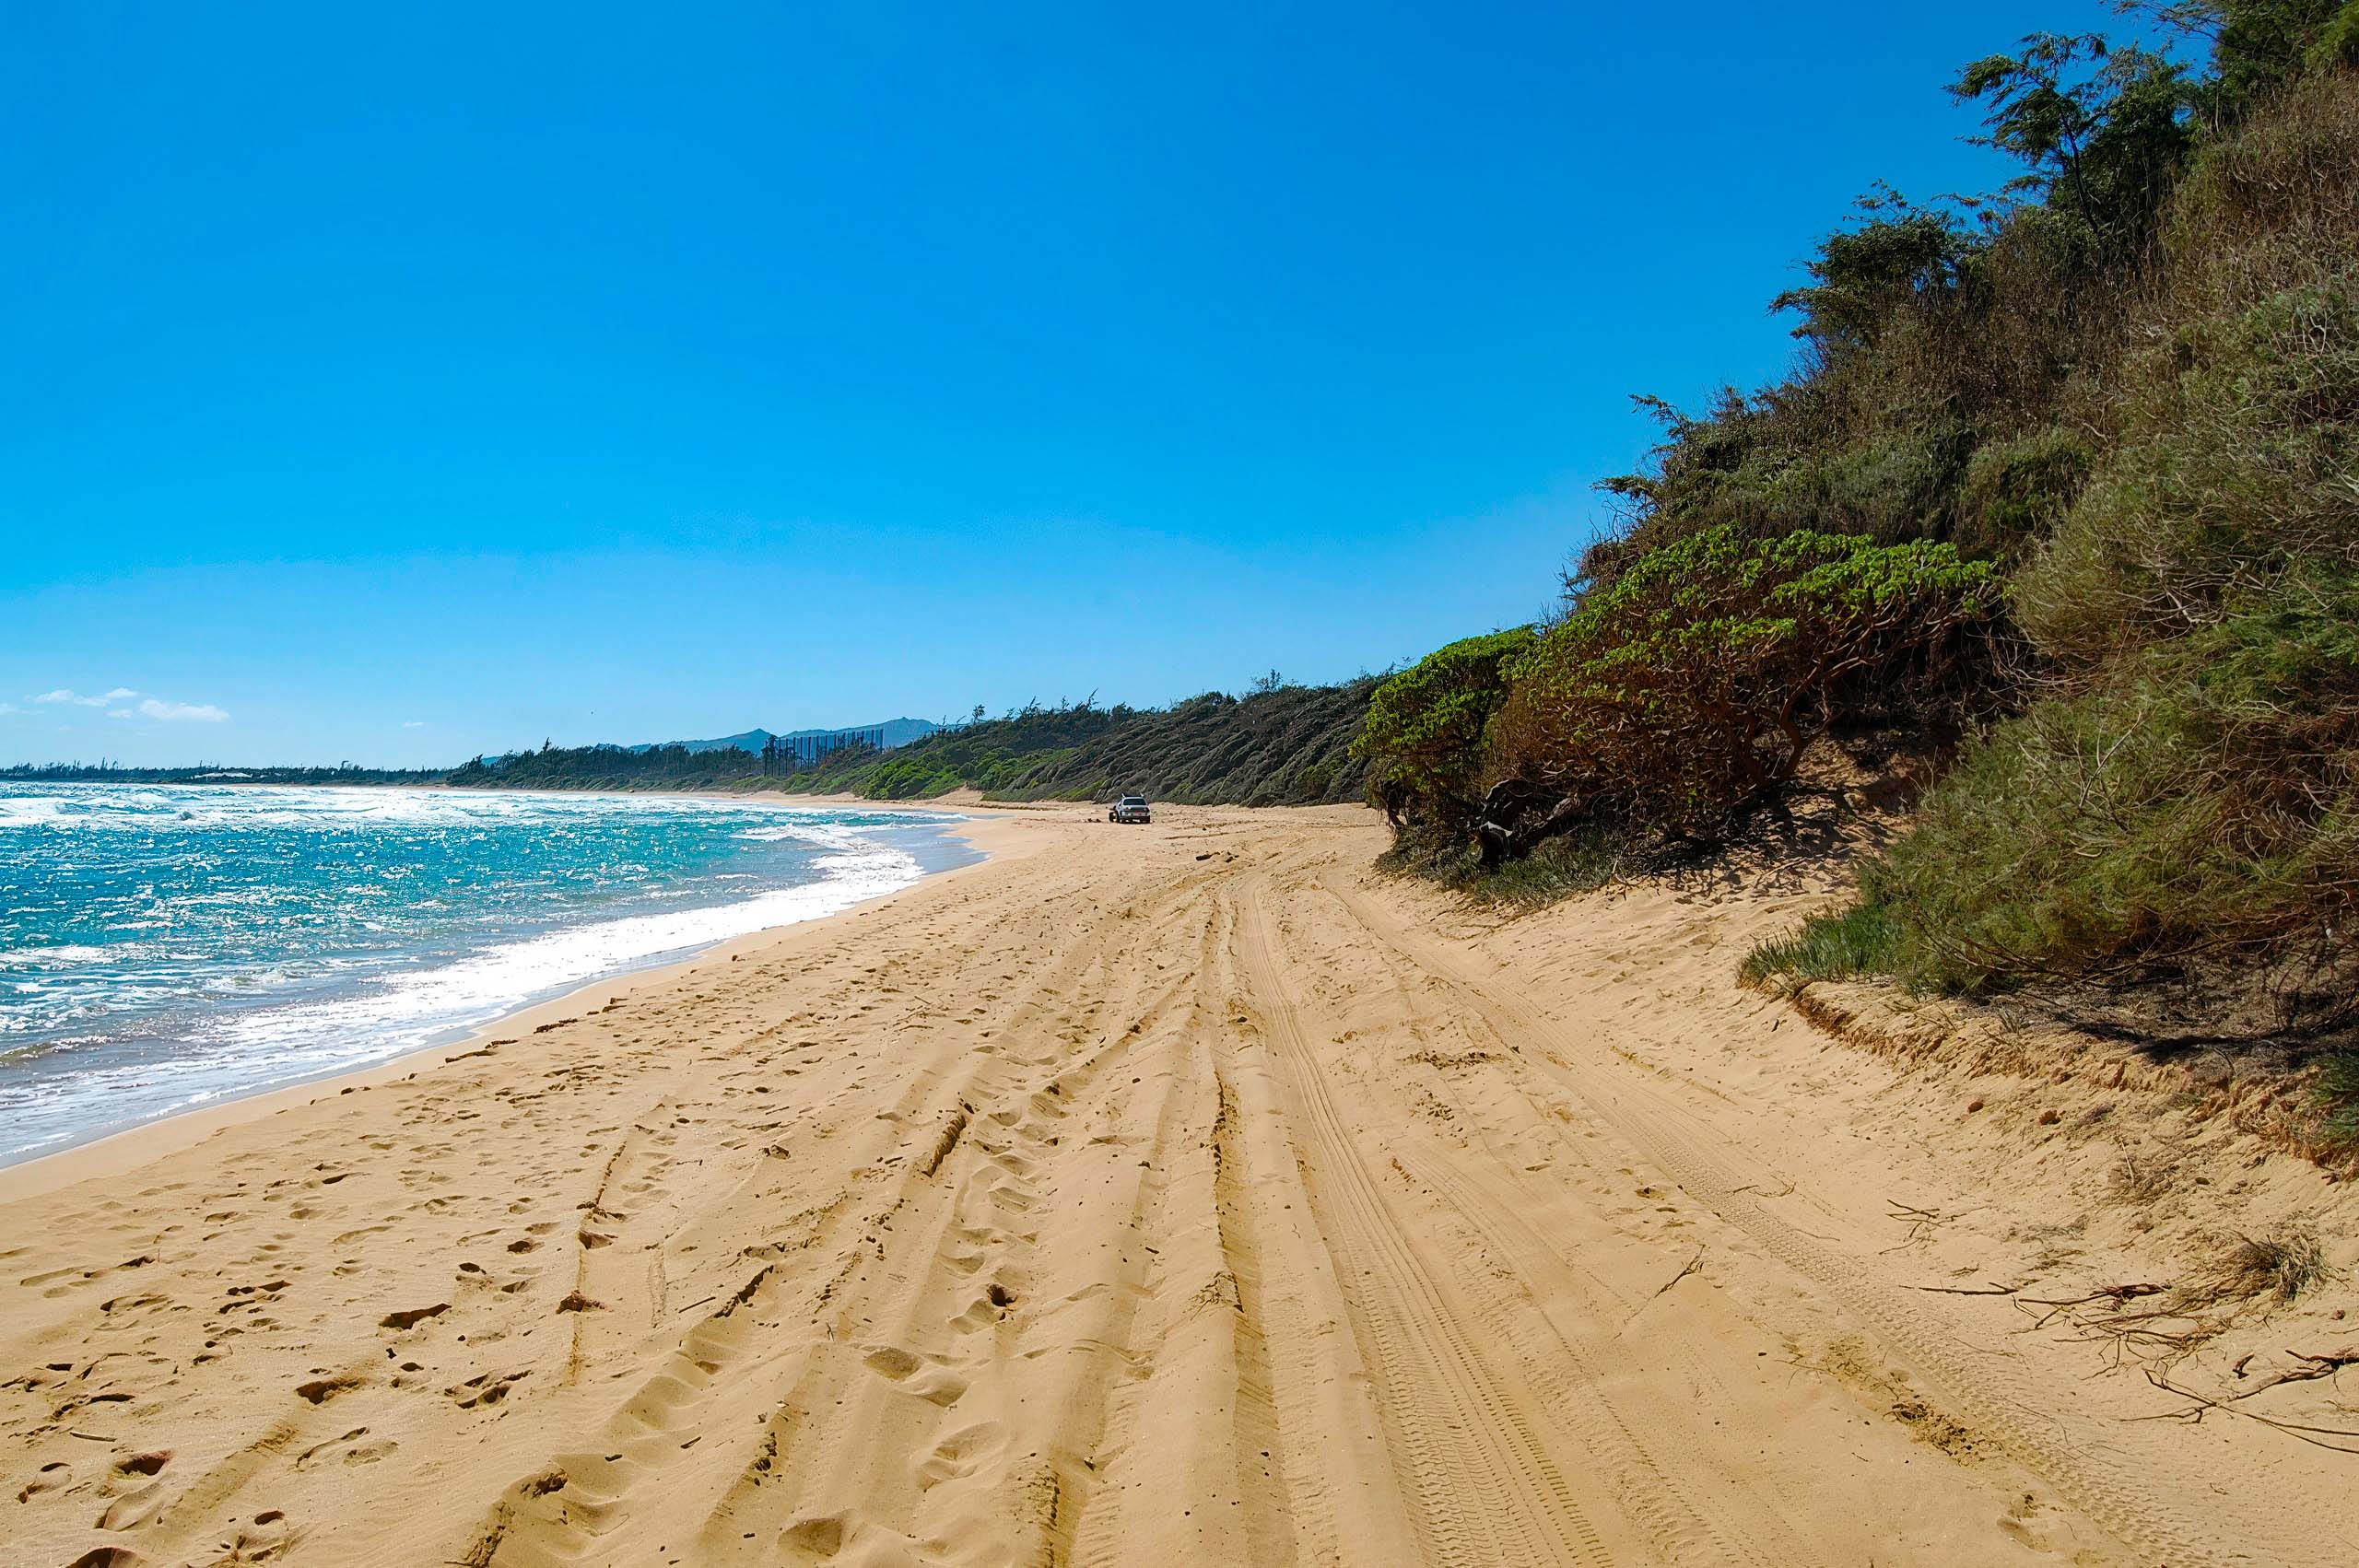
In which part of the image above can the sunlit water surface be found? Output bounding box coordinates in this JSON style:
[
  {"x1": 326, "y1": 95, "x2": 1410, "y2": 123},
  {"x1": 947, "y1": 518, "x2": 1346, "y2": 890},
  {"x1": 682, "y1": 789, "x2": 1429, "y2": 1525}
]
[{"x1": 0, "y1": 783, "x2": 977, "y2": 1162}]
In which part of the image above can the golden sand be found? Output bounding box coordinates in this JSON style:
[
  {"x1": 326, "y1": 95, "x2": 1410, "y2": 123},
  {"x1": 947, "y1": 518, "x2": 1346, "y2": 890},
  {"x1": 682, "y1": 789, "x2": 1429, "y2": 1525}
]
[{"x1": 6, "y1": 802, "x2": 2351, "y2": 1565}]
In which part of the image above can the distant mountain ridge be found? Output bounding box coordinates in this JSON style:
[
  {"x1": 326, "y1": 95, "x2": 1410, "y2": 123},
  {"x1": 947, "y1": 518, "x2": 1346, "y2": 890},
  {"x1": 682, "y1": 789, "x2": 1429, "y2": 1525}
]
[{"x1": 632, "y1": 718, "x2": 939, "y2": 755}]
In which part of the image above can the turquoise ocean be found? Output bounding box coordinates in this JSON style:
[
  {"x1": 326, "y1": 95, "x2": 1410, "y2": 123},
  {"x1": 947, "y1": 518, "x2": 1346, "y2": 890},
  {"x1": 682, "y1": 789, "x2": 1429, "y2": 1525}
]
[{"x1": 0, "y1": 783, "x2": 978, "y2": 1164}]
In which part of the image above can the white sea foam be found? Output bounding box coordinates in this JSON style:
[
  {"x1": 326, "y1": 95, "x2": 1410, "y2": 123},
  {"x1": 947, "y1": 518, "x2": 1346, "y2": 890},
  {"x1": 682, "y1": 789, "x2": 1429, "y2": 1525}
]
[
  {"x1": 0, "y1": 841, "x2": 928, "y2": 1163},
  {"x1": 0, "y1": 783, "x2": 973, "y2": 1163},
  {"x1": 0, "y1": 943, "x2": 117, "y2": 967},
  {"x1": 207, "y1": 837, "x2": 922, "y2": 1064},
  {"x1": 734, "y1": 821, "x2": 869, "y2": 846},
  {"x1": 4, "y1": 782, "x2": 876, "y2": 834},
  {"x1": 0, "y1": 797, "x2": 70, "y2": 828}
]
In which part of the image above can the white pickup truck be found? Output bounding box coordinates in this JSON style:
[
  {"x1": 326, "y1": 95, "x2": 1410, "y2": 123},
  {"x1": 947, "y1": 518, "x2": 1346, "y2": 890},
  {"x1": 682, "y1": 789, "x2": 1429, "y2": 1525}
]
[{"x1": 1108, "y1": 795, "x2": 1152, "y2": 825}]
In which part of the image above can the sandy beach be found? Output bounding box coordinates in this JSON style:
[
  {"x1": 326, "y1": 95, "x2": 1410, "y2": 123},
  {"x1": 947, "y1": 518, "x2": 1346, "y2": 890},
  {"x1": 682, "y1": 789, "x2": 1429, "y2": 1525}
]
[{"x1": 6, "y1": 802, "x2": 2353, "y2": 1567}]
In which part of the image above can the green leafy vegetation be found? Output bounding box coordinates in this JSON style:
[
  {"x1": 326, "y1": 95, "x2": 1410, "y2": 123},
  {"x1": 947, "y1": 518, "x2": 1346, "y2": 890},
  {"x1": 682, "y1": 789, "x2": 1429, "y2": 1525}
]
[
  {"x1": 1358, "y1": 5, "x2": 2359, "y2": 1041},
  {"x1": 1355, "y1": 628, "x2": 1534, "y2": 830},
  {"x1": 1859, "y1": 579, "x2": 2359, "y2": 1006},
  {"x1": 1487, "y1": 529, "x2": 1999, "y2": 843},
  {"x1": 1833, "y1": 38, "x2": 2359, "y2": 1023},
  {"x1": 1362, "y1": 527, "x2": 2001, "y2": 868}
]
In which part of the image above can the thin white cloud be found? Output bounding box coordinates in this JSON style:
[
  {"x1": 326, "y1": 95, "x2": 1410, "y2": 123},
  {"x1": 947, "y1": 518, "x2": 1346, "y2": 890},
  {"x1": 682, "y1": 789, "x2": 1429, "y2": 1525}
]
[
  {"x1": 29, "y1": 685, "x2": 229, "y2": 722},
  {"x1": 403, "y1": 720, "x2": 427, "y2": 729},
  {"x1": 36, "y1": 685, "x2": 144, "y2": 708},
  {"x1": 136, "y1": 697, "x2": 229, "y2": 723},
  {"x1": 0, "y1": 701, "x2": 20, "y2": 715}
]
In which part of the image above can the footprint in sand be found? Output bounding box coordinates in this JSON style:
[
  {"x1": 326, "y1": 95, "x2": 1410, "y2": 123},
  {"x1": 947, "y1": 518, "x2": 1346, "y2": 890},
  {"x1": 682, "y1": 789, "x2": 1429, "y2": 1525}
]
[
  {"x1": 861, "y1": 1345, "x2": 968, "y2": 1407},
  {"x1": 66, "y1": 1548, "x2": 147, "y2": 1568},
  {"x1": 780, "y1": 1512, "x2": 852, "y2": 1559},
  {"x1": 984, "y1": 1181, "x2": 1037, "y2": 1215},
  {"x1": 18, "y1": 1459, "x2": 72, "y2": 1503},
  {"x1": 915, "y1": 1421, "x2": 1007, "y2": 1490},
  {"x1": 294, "y1": 1373, "x2": 366, "y2": 1405},
  {"x1": 95, "y1": 1478, "x2": 168, "y2": 1530},
  {"x1": 949, "y1": 1280, "x2": 1017, "y2": 1334},
  {"x1": 447, "y1": 1369, "x2": 529, "y2": 1409}
]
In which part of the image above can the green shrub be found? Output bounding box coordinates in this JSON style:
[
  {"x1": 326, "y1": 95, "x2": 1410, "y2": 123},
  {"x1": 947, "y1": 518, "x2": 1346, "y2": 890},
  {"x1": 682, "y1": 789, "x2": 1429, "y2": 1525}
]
[
  {"x1": 1828, "y1": 64, "x2": 2359, "y2": 1020},
  {"x1": 1353, "y1": 627, "x2": 1535, "y2": 826},
  {"x1": 1491, "y1": 526, "x2": 2001, "y2": 838},
  {"x1": 2015, "y1": 276, "x2": 2359, "y2": 666},
  {"x1": 2313, "y1": 3, "x2": 2359, "y2": 73},
  {"x1": 1959, "y1": 426, "x2": 2094, "y2": 556},
  {"x1": 1820, "y1": 420, "x2": 1976, "y2": 544},
  {"x1": 1387, "y1": 9, "x2": 2359, "y2": 1010},
  {"x1": 2316, "y1": 1052, "x2": 2359, "y2": 1143},
  {"x1": 1870, "y1": 576, "x2": 2359, "y2": 999}
]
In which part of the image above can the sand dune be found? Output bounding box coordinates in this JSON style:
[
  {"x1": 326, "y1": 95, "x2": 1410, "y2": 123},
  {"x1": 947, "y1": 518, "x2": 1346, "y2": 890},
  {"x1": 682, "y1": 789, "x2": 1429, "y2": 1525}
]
[{"x1": 5, "y1": 803, "x2": 2352, "y2": 1566}]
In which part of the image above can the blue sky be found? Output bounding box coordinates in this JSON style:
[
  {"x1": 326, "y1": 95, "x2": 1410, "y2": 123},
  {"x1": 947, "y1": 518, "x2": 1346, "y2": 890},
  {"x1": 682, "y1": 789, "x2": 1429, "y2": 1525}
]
[{"x1": 4, "y1": 1, "x2": 2154, "y2": 766}]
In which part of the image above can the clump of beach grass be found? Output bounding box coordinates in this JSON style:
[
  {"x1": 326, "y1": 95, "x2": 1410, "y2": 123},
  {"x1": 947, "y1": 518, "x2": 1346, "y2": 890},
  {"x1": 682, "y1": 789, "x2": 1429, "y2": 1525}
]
[
  {"x1": 2315, "y1": 1053, "x2": 2359, "y2": 1147},
  {"x1": 1740, "y1": 899, "x2": 1902, "y2": 989}
]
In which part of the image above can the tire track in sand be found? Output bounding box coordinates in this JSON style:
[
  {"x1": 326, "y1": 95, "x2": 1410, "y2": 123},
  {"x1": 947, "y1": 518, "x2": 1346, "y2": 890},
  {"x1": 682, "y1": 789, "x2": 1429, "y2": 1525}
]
[
  {"x1": 1328, "y1": 872, "x2": 2306, "y2": 1568},
  {"x1": 1236, "y1": 877, "x2": 1614, "y2": 1568},
  {"x1": 1291, "y1": 879, "x2": 1811, "y2": 1565}
]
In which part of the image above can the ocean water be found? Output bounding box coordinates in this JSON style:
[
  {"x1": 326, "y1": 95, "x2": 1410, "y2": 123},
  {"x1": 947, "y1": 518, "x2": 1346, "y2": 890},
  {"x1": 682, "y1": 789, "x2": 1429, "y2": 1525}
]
[{"x1": 0, "y1": 782, "x2": 979, "y2": 1164}]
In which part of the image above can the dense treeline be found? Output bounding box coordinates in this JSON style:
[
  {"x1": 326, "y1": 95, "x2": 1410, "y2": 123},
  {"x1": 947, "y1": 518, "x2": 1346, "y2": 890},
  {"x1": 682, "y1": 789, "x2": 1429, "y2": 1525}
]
[
  {"x1": 446, "y1": 742, "x2": 781, "y2": 793},
  {"x1": 1, "y1": 762, "x2": 440, "y2": 786},
  {"x1": 1356, "y1": 1, "x2": 2359, "y2": 1033},
  {"x1": 779, "y1": 680, "x2": 1375, "y2": 806}
]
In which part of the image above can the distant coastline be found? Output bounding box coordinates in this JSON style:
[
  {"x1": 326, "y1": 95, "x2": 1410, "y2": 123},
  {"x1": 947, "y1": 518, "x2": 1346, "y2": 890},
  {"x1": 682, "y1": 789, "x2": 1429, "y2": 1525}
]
[{"x1": 1, "y1": 762, "x2": 445, "y2": 786}]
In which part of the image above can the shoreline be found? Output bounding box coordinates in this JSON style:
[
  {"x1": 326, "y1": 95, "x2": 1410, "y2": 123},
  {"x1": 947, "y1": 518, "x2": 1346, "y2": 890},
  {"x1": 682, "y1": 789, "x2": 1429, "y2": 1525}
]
[{"x1": 0, "y1": 798, "x2": 1032, "y2": 1204}]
